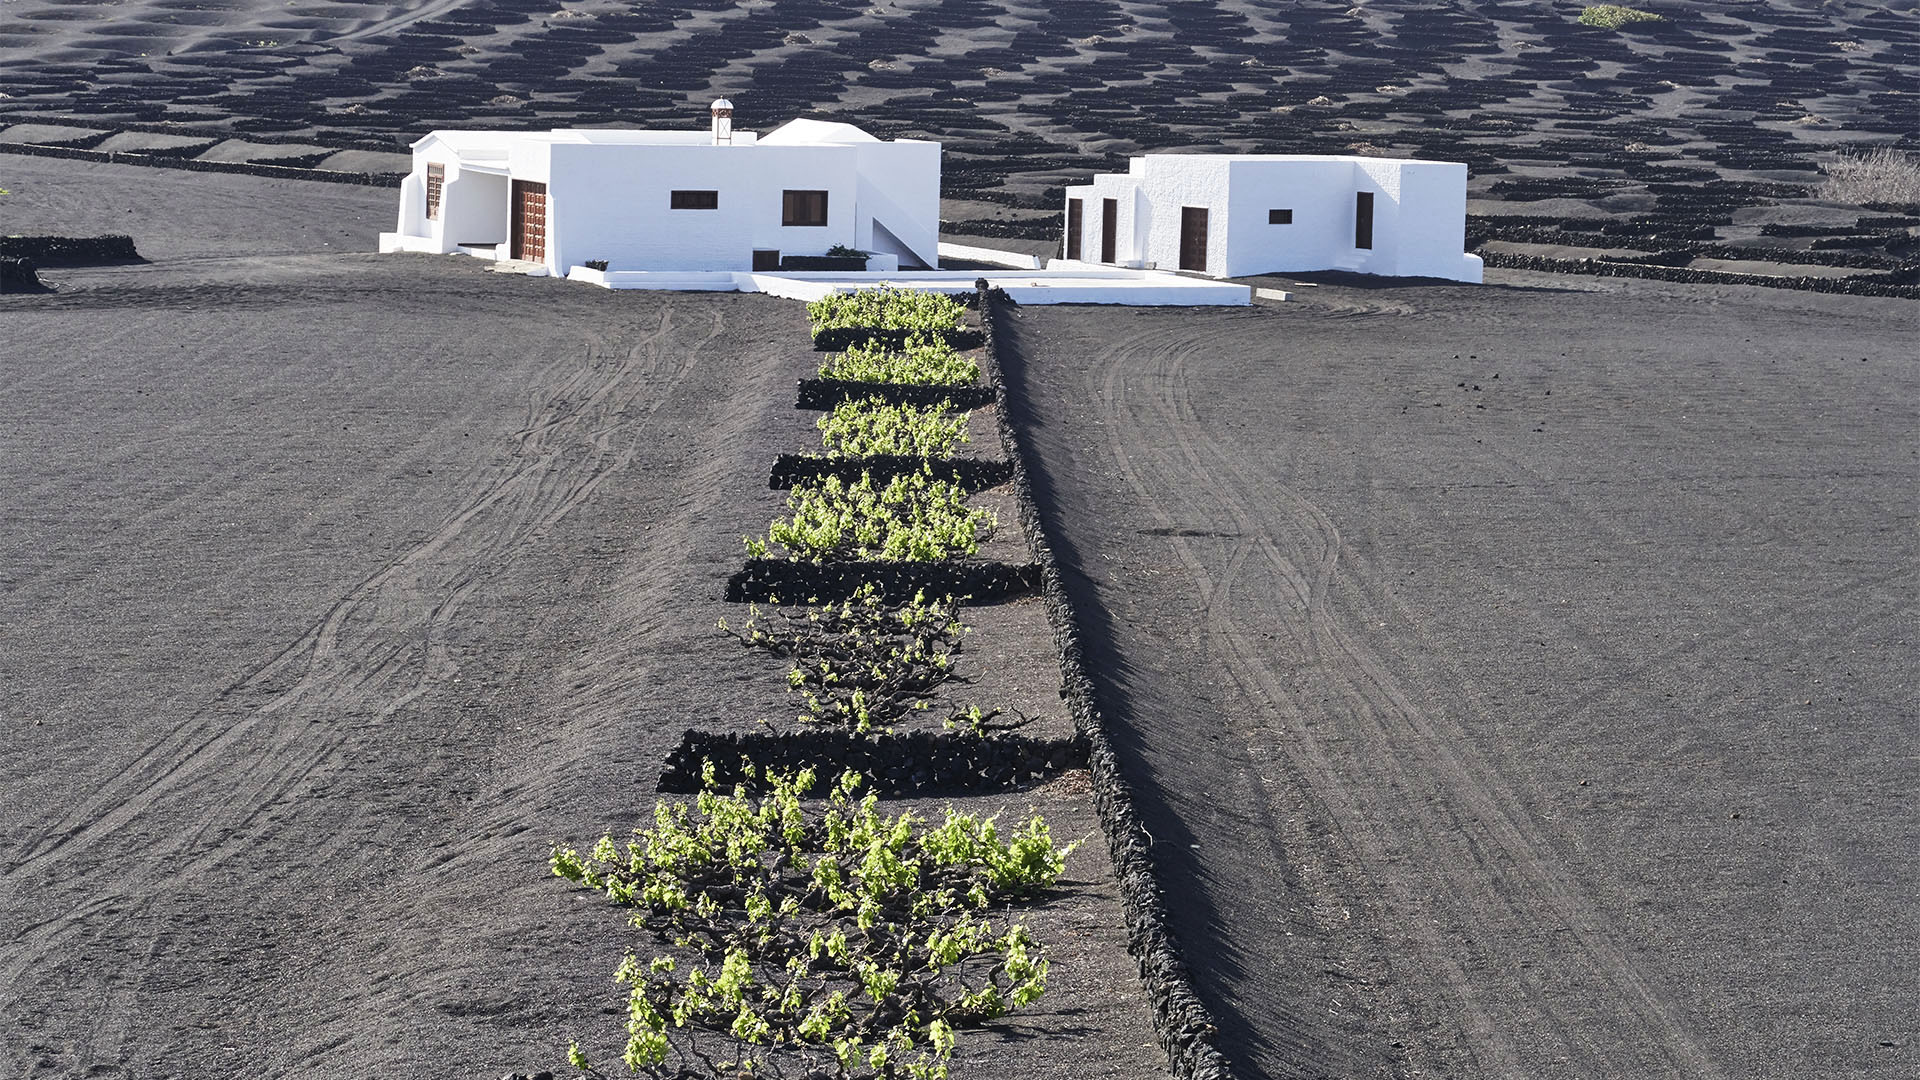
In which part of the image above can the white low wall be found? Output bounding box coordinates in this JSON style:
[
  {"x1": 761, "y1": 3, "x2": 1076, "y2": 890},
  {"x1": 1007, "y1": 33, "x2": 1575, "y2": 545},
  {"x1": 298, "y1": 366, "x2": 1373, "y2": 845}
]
[
  {"x1": 563, "y1": 266, "x2": 1249, "y2": 305},
  {"x1": 378, "y1": 232, "x2": 444, "y2": 254},
  {"x1": 566, "y1": 267, "x2": 741, "y2": 290},
  {"x1": 738, "y1": 273, "x2": 838, "y2": 301},
  {"x1": 937, "y1": 241, "x2": 1044, "y2": 270}
]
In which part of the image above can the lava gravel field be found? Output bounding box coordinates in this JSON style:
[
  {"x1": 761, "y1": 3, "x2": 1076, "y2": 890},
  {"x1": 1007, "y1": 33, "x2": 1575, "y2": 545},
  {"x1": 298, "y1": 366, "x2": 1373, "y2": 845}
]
[
  {"x1": 0, "y1": 157, "x2": 1162, "y2": 1080},
  {"x1": 995, "y1": 275, "x2": 1917, "y2": 1080}
]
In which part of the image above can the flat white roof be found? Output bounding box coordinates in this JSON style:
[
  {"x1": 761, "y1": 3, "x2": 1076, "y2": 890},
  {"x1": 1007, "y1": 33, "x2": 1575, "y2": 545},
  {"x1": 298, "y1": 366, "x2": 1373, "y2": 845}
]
[
  {"x1": 554, "y1": 128, "x2": 753, "y2": 145},
  {"x1": 413, "y1": 117, "x2": 908, "y2": 161},
  {"x1": 1145, "y1": 152, "x2": 1453, "y2": 167},
  {"x1": 760, "y1": 118, "x2": 879, "y2": 145}
]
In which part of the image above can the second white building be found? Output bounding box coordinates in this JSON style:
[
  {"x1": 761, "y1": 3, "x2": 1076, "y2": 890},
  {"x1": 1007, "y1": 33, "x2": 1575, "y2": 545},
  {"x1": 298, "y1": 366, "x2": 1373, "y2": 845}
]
[{"x1": 1064, "y1": 154, "x2": 1482, "y2": 283}]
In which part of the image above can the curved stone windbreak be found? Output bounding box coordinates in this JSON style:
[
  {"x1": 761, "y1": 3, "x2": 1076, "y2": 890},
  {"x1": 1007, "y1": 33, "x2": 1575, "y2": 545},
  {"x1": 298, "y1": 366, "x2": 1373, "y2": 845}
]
[
  {"x1": 658, "y1": 728, "x2": 1084, "y2": 797},
  {"x1": 1480, "y1": 251, "x2": 1920, "y2": 299},
  {"x1": 13, "y1": 114, "x2": 400, "y2": 153},
  {"x1": 0, "y1": 140, "x2": 401, "y2": 187},
  {"x1": 975, "y1": 282, "x2": 1236, "y2": 1080}
]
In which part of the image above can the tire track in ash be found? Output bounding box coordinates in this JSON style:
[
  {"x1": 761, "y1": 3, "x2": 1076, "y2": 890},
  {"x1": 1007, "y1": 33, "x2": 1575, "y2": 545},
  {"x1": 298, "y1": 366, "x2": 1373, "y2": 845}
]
[
  {"x1": 0, "y1": 305, "x2": 724, "y2": 1066},
  {"x1": 1, "y1": 312, "x2": 453, "y2": 617},
  {"x1": 1081, "y1": 319, "x2": 1729, "y2": 1080}
]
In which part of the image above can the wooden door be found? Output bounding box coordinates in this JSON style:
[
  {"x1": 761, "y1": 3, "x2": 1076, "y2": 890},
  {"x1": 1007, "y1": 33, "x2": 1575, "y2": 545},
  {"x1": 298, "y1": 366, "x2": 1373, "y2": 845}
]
[
  {"x1": 1100, "y1": 198, "x2": 1117, "y2": 263},
  {"x1": 1355, "y1": 191, "x2": 1374, "y2": 250},
  {"x1": 1178, "y1": 206, "x2": 1208, "y2": 272},
  {"x1": 1066, "y1": 199, "x2": 1083, "y2": 260},
  {"x1": 511, "y1": 180, "x2": 548, "y2": 262}
]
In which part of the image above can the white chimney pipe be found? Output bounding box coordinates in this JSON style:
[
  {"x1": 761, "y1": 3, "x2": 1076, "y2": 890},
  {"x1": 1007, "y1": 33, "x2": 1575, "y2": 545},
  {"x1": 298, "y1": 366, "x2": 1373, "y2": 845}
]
[{"x1": 710, "y1": 99, "x2": 734, "y2": 145}]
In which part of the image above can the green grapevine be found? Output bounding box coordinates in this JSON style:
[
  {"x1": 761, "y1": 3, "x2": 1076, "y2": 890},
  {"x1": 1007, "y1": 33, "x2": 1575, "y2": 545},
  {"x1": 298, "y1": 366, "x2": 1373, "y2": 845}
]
[
  {"x1": 819, "y1": 338, "x2": 981, "y2": 387},
  {"x1": 552, "y1": 766, "x2": 1074, "y2": 1079},
  {"x1": 808, "y1": 287, "x2": 968, "y2": 337},
  {"x1": 818, "y1": 400, "x2": 970, "y2": 459},
  {"x1": 745, "y1": 469, "x2": 994, "y2": 563}
]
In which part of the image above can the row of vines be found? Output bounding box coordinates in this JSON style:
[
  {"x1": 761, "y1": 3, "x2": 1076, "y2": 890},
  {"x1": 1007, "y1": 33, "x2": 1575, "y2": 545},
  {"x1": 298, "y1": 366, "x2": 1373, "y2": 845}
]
[{"x1": 554, "y1": 287, "x2": 1083, "y2": 1080}]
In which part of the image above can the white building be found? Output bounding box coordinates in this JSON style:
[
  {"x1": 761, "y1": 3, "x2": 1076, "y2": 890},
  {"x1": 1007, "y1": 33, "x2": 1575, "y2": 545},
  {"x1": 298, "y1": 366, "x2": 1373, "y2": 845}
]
[
  {"x1": 1062, "y1": 154, "x2": 1482, "y2": 283},
  {"x1": 379, "y1": 104, "x2": 940, "y2": 274}
]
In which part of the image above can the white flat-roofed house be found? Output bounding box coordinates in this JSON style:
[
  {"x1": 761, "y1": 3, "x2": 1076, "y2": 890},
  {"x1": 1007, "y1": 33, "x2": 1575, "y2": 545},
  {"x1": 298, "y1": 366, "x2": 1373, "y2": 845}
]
[
  {"x1": 380, "y1": 104, "x2": 940, "y2": 274},
  {"x1": 1062, "y1": 154, "x2": 1482, "y2": 283}
]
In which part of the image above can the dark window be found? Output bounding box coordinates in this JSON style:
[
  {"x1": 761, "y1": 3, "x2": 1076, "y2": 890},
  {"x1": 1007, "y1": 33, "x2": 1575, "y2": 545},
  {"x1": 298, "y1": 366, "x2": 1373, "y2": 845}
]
[
  {"x1": 1268, "y1": 208, "x2": 1292, "y2": 225},
  {"x1": 783, "y1": 190, "x2": 829, "y2": 227},
  {"x1": 1066, "y1": 199, "x2": 1083, "y2": 260},
  {"x1": 671, "y1": 190, "x2": 719, "y2": 210},
  {"x1": 1179, "y1": 206, "x2": 1208, "y2": 272},
  {"x1": 1101, "y1": 198, "x2": 1118, "y2": 262},
  {"x1": 1355, "y1": 192, "x2": 1374, "y2": 249},
  {"x1": 425, "y1": 163, "x2": 444, "y2": 220}
]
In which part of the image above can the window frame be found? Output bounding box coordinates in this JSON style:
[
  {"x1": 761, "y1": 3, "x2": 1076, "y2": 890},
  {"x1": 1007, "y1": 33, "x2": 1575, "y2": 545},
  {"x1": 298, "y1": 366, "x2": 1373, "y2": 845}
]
[
  {"x1": 670, "y1": 189, "x2": 720, "y2": 210},
  {"x1": 782, "y1": 189, "x2": 830, "y2": 228}
]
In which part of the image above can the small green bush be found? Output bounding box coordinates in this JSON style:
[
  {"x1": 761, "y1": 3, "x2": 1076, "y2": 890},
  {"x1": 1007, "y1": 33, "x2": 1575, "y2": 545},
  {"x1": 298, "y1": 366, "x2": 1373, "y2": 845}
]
[
  {"x1": 723, "y1": 588, "x2": 970, "y2": 734},
  {"x1": 745, "y1": 469, "x2": 994, "y2": 563},
  {"x1": 552, "y1": 765, "x2": 1073, "y2": 1078},
  {"x1": 819, "y1": 400, "x2": 970, "y2": 459},
  {"x1": 819, "y1": 337, "x2": 981, "y2": 387},
  {"x1": 1578, "y1": 4, "x2": 1663, "y2": 29},
  {"x1": 808, "y1": 287, "x2": 968, "y2": 336}
]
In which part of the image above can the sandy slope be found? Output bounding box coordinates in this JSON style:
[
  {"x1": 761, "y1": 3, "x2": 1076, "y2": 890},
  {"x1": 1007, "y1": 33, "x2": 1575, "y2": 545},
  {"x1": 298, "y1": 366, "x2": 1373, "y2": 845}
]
[
  {"x1": 999, "y1": 275, "x2": 1916, "y2": 1080},
  {"x1": 0, "y1": 157, "x2": 1162, "y2": 1080}
]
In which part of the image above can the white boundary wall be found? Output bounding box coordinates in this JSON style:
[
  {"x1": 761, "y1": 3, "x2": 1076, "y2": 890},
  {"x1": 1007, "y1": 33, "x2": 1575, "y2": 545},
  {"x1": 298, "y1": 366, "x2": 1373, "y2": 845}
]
[{"x1": 562, "y1": 264, "x2": 1250, "y2": 306}]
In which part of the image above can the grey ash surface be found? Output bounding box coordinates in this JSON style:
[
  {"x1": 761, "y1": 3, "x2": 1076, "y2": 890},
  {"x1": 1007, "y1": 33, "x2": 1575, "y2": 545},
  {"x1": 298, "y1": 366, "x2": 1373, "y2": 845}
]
[
  {"x1": 0, "y1": 157, "x2": 1161, "y2": 1080},
  {"x1": 999, "y1": 277, "x2": 1916, "y2": 1080}
]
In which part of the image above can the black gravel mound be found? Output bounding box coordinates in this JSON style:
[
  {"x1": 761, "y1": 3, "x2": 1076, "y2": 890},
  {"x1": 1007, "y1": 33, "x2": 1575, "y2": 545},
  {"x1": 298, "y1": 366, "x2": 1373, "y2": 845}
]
[
  {"x1": 811, "y1": 327, "x2": 985, "y2": 353},
  {"x1": 978, "y1": 284, "x2": 1236, "y2": 1080},
  {"x1": 725, "y1": 557, "x2": 1039, "y2": 605},
  {"x1": 795, "y1": 377, "x2": 997, "y2": 411},
  {"x1": 658, "y1": 728, "x2": 1085, "y2": 797},
  {"x1": 767, "y1": 452, "x2": 1012, "y2": 492},
  {"x1": 0, "y1": 257, "x2": 48, "y2": 293},
  {"x1": 0, "y1": 234, "x2": 140, "y2": 265}
]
